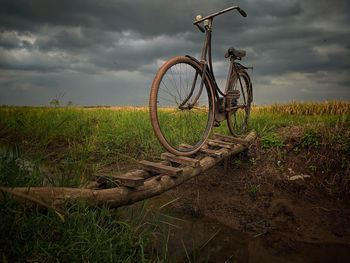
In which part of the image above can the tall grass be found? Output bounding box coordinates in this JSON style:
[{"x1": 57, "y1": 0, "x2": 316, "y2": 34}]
[
  {"x1": 0, "y1": 106, "x2": 162, "y2": 159},
  {"x1": 0, "y1": 102, "x2": 348, "y2": 173},
  {"x1": 0, "y1": 146, "x2": 175, "y2": 262},
  {"x1": 252, "y1": 101, "x2": 349, "y2": 115},
  {"x1": 0, "y1": 196, "x2": 164, "y2": 262},
  {"x1": 0, "y1": 103, "x2": 347, "y2": 189},
  {"x1": 0, "y1": 107, "x2": 164, "y2": 187}
]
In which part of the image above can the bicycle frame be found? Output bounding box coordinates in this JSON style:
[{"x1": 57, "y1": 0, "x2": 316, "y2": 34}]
[
  {"x1": 180, "y1": 18, "x2": 240, "y2": 117},
  {"x1": 178, "y1": 5, "x2": 251, "y2": 125}
]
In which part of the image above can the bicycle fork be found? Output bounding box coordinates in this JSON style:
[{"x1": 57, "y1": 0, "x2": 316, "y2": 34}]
[{"x1": 179, "y1": 22, "x2": 212, "y2": 110}]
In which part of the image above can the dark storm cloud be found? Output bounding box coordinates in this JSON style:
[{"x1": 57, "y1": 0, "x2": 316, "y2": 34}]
[
  {"x1": 0, "y1": 0, "x2": 349, "y2": 106},
  {"x1": 0, "y1": 0, "x2": 214, "y2": 36}
]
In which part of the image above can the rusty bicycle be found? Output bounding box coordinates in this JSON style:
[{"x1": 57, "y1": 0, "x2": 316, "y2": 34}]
[{"x1": 149, "y1": 5, "x2": 252, "y2": 156}]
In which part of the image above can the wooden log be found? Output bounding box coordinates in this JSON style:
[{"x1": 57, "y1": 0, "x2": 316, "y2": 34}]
[
  {"x1": 96, "y1": 169, "x2": 153, "y2": 188},
  {"x1": 213, "y1": 133, "x2": 248, "y2": 146},
  {"x1": 160, "y1": 152, "x2": 200, "y2": 167},
  {"x1": 139, "y1": 160, "x2": 183, "y2": 177},
  {"x1": 3, "y1": 130, "x2": 256, "y2": 208},
  {"x1": 120, "y1": 169, "x2": 153, "y2": 179}
]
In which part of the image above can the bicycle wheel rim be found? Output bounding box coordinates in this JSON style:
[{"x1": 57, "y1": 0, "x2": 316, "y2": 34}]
[
  {"x1": 227, "y1": 71, "x2": 251, "y2": 135},
  {"x1": 150, "y1": 56, "x2": 214, "y2": 155}
]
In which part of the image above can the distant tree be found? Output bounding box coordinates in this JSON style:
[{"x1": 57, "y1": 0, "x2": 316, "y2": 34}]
[
  {"x1": 67, "y1": 100, "x2": 73, "y2": 106},
  {"x1": 50, "y1": 98, "x2": 60, "y2": 107}
]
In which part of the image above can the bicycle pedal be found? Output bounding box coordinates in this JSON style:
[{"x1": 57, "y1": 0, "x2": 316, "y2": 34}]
[{"x1": 213, "y1": 121, "x2": 221, "y2": 127}]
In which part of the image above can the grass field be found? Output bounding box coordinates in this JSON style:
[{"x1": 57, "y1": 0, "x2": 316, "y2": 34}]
[
  {"x1": 1, "y1": 101, "x2": 348, "y2": 178},
  {"x1": 0, "y1": 101, "x2": 349, "y2": 262}
]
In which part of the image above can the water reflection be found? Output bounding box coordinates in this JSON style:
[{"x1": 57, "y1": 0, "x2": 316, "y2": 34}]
[{"x1": 141, "y1": 194, "x2": 350, "y2": 263}]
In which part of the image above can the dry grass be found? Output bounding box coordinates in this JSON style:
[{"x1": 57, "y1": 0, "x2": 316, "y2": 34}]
[
  {"x1": 81, "y1": 101, "x2": 350, "y2": 116},
  {"x1": 252, "y1": 101, "x2": 349, "y2": 115}
]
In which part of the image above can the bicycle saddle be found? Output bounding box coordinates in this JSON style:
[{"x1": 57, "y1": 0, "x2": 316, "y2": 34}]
[{"x1": 225, "y1": 47, "x2": 246, "y2": 59}]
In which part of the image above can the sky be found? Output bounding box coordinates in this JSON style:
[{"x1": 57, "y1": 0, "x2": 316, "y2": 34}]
[{"x1": 0, "y1": 0, "x2": 349, "y2": 106}]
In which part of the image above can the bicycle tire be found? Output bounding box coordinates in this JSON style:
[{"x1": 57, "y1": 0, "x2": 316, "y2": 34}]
[
  {"x1": 149, "y1": 56, "x2": 215, "y2": 156},
  {"x1": 226, "y1": 70, "x2": 252, "y2": 136}
]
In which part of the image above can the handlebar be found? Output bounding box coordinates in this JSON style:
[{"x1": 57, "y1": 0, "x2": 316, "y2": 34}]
[{"x1": 193, "y1": 5, "x2": 247, "y2": 25}]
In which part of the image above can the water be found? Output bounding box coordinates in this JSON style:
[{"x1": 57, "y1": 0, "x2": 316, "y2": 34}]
[{"x1": 142, "y1": 194, "x2": 350, "y2": 263}]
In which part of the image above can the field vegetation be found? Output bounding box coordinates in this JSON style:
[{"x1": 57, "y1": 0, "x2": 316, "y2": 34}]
[
  {"x1": 0, "y1": 101, "x2": 349, "y2": 261},
  {"x1": 253, "y1": 100, "x2": 349, "y2": 115}
]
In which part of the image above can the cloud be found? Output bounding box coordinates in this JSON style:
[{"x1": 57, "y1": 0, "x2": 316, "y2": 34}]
[
  {"x1": 255, "y1": 69, "x2": 350, "y2": 104},
  {"x1": 0, "y1": 0, "x2": 349, "y2": 106}
]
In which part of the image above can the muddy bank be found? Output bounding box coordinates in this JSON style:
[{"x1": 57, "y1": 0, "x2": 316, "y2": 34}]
[
  {"x1": 160, "y1": 126, "x2": 350, "y2": 261},
  {"x1": 167, "y1": 164, "x2": 350, "y2": 243},
  {"x1": 139, "y1": 191, "x2": 349, "y2": 263}
]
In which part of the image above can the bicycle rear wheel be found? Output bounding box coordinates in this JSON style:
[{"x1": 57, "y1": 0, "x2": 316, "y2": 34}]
[
  {"x1": 149, "y1": 56, "x2": 214, "y2": 156},
  {"x1": 226, "y1": 70, "x2": 252, "y2": 136}
]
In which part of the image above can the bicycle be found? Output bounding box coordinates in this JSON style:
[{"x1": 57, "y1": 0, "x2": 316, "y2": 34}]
[{"x1": 149, "y1": 5, "x2": 253, "y2": 156}]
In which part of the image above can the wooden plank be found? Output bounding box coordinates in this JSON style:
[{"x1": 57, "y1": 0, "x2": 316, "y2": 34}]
[
  {"x1": 206, "y1": 140, "x2": 233, "y2": 149},
  {"x1": 206, "y1": 141, "x2": 231, "y2": 149},
  {"x1": 179, "y1": 143, "x2": 193, "y2": 150},
  {"x1": 139, "y1": 160, "x2": 183, "y2": 177},
  {"x1": 179, "y1": 143, "x2": 223, "y2": 157},
  {"x1": 207, "y1": 139, "x2": 235, "y2": 146},
  {"x1": 160, "y1": 152, "x2": 200, "y2": 167},
  {"x1": 213, "y1": 133, "x2": 248, "y2": 146},
  {"x1": 113, "y1": 175, "x2": 145, "y2": 187}
]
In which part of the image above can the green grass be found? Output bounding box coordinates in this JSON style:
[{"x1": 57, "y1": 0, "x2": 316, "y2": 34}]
[
  {"x1": 0, "y1": 145, "x2": 167, "y2": 262},
  {"x1": 215, "y1": 109, "x2": 348, "y2": 135},
  {"x1": 260, "y1": 133, "x2": 284, "y2": 148},
  {"x1": 0, "y1": 102, "x2": 349, "y2": 262},
  {"x1": 1, "y1": 104, "x2": 348, "y2": 155},
  {"x1": 0, "y1": 197, "x2": 163, "y2": 262},
  {"x1": 0, "y1": 105, "x2": 348, "y2": 187},
  {"x1": 0, "y1": 107, "x2": 164, "y2": 187}
]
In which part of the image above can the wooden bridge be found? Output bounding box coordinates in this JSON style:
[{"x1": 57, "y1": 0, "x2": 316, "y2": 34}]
[{"x1": 3, "y1": 131, "x2": 256, "y2": 209}]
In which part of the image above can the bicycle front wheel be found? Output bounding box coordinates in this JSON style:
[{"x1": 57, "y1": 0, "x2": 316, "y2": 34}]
[
  {"x1": 149, "y1": 56, "x2": 215, "y2": 156},
  {"x1": 226, "y1": 70, "x2": 252, "y2": 136}
]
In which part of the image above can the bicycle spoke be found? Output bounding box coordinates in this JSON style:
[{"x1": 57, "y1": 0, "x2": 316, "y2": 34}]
[
  {"x1": 160, "y1": 83, "x2": 178, "y2": 100},
  {"x1": 170, "y1": 67, "x2": 183, "y2": 101},
  {"x1": 152, "y1": 58, "x2": 213, "y2": 154},
  {"x1": 227, "y1": 71, "x2": 251, "y2": 136},
  {"x1": 158, "y1": 95, "x2": 178, "y2": 105},
  {"x1": 238, "y1": 76, "x2": 247, "y2": 105}
]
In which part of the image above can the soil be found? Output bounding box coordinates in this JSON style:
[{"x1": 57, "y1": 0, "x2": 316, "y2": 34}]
[{"x1": 166, "y1": 126, "x2": 350, "y2": 247}]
